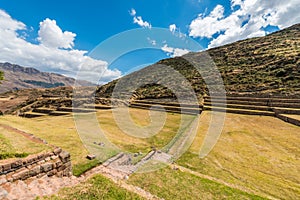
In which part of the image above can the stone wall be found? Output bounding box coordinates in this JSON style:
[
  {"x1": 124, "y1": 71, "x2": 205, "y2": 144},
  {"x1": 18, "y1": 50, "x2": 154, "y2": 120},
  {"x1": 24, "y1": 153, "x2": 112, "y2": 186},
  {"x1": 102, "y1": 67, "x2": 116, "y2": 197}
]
[{"x1": 0, "y1": 148, "x2": 72, "y2": 184}]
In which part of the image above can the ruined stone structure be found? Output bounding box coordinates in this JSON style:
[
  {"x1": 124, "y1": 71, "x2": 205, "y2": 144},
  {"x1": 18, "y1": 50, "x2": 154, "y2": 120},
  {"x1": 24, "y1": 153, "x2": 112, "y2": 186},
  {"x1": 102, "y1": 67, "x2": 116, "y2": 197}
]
[{"x1": 0, "y1": 148, "x2": 72, "y2": 184}]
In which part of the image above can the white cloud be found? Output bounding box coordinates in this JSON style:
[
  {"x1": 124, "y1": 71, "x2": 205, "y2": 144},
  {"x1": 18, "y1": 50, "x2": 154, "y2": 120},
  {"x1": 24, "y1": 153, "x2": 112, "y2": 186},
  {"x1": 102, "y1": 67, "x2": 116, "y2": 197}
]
[
  {"x1": 189, "y1": 0, "x2": 300, "y2": 48},
  {"x1": 147, "y1": 37, "x2": 156, "y2": 46},
  {"x1": 0, "y1": 9, "x2": 121, "y2": 83},
  {"x1": 38, "y1": 18, "x2": 76, "y2": 49},
  {"x1": 161, "y1": 44, "x2": 190, "y2": 57},
  {"x1": 129, "y1": 8, "x2": 136, "y2": 16},
  {"x1": 130, "y1": 8, "x2": 152, "y2": 29},
  {"x1": 169, "y1": 24, "x2": 177, "y2": 33},
  {"x1": 133, "y1": 16, "x2": 152, "y2": 29}
]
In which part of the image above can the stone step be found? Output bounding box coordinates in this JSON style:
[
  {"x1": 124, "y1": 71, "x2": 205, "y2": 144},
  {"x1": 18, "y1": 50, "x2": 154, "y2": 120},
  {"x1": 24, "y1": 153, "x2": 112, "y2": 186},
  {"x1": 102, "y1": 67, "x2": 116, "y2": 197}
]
[
  {"x1": 276, "y1": 114, "x2": 300, "y2": 126},
  {"x1": 204, "y1": 102, "x2": 271, "y2": 111},
  {"x1": 203, "y1": 106, "x2": 275, "y2": 116},
  {"x1": 205, "y1": 99, "x2": 300, "y2": 108},
  {"x1": 48, "y1": 111, "x2": 70, "y2": 116},
  {"x1": 205, "y1": 99, "x2": 268, "y2": 106},
  {"x1": 129, "y1": 104, "x2": 199, "y2": 115},
  {"x1": 32, "y1": 108, "x2": 55, "y2": 114},
  {"x1": 129, "y1": 103, "x2": 201, "y2": 115},
  {"x1": 273, "y1": 108, "x2": 300, "y2": 115},
  {"x1": 57, "y1": 107, "x2": 96, "y2": 113},
  {"x1": 133, "y1": 100, "x2": 203, "y2": 109},
  {"x1": 84, "y1": 104, "x2": 114, "y2": 110},
  {"x1": 21, "y1": 112, "x2": 48, "y2": 118},
  {"x1": 204, "y1": 96, "x2": 300, "y2": 103}
]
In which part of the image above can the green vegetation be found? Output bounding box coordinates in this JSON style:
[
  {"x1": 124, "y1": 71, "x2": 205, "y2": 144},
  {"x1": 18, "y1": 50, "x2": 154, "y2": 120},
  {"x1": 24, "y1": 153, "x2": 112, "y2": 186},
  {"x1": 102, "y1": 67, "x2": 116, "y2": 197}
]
[
  {"x1": 1, "y1": 109, "x2": 299, "y2": 199},
  {"x1": 23, "y1": 80, "x2": 65, "y2": 88},
  {"x1": 0, "y1": 126, "x2": 50, "y2": 160},
  {"x1": 0, "y1": 70, "x2": 3, "y2": 82},
  {"x1": 42, "y1": 174, "x2": 144, "y2": 200},
  {"x1": 72, "y1": 159, "x2": 100, "y2": 177},
  {"x1": 177, "y1": 111, "x2": 300, "y2": 199},
  {"x1": 96, "y1": 23, "x2": 300, "y2": 99},
  {"x1": 0, "y1": 115, "x2": 91, "y2": 173},
  {"x1": 129, "y1": 166, "x2": 266, "y2": 200}
]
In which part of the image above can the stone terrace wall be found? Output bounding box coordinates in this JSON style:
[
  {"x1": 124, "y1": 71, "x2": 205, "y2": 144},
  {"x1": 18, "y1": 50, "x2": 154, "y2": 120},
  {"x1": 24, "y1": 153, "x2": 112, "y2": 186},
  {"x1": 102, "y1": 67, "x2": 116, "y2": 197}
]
[{"x1": 0, "y1": 148, "x2": 71, "y2": 184}]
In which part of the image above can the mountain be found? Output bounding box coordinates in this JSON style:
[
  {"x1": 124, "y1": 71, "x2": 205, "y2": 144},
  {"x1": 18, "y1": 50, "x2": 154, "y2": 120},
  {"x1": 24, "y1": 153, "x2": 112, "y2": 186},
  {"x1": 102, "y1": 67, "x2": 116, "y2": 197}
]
[
  {"x1": 0, "y1": 63, "x2": 94, "y2": 93},
  {"x1": 96, "y1": 23, "x2": 300, "y2": 100}
]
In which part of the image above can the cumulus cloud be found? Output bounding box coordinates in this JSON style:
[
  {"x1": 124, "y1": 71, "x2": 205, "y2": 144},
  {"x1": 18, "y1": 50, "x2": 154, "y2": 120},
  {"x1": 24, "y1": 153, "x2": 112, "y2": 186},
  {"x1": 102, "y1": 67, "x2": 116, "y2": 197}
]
[
  {"x1": 0, "y1": 10, "x2": 121, "y2": 83},
  {"x1": 38, "y1": 18, "x2": 76, "y2": 49},
  {"x1": 161, "y1": 44, "x2": 190, "y2": 57},
  {"x1": 169, "y1": 24, "x2": 177, "y2": 33},
  {"x1": 129, "y1": 8, "x2": 136, "y2": 16},
  {"x1": 130, "y1": 8, "x2": 152, "y2": 28},
  {"x1": 189, "y1": 0, "x2": 300, "y2": 48}
]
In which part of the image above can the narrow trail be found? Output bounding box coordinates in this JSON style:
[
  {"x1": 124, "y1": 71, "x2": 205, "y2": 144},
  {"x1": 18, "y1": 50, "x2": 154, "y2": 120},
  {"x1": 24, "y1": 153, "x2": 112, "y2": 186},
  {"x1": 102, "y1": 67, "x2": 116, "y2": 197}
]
[
  {"x1": 172, "y1": 164, "x2": 278, "y2": 200},
  {"x1": 0, "y1": 123, "x2": 48, "y2": 145}
]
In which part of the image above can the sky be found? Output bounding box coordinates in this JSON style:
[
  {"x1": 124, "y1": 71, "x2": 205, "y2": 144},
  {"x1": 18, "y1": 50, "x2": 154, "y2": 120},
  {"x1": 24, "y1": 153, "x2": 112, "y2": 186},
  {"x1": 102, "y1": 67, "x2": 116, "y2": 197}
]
[{"x1": 0, "y1": 0, "x2": 299, "y2": 83}]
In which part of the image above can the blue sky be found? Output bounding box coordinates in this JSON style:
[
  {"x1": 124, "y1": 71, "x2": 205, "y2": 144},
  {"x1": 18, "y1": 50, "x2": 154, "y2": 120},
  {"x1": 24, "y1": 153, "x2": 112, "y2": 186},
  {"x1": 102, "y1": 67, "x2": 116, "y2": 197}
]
[{"x1": 0, "y1": 0, "x2": 299, "y2": 83}]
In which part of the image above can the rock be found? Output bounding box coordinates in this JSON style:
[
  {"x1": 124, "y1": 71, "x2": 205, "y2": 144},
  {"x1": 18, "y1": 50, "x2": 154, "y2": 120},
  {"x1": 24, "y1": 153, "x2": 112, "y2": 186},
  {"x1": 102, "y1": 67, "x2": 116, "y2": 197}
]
[
  {"x1": 29, "y1": 166, "x2": 41, "y2": 176},
  {"x1": 53, "y1": 148, "x2": 62, "y2": 156},
  {"x1": 51, "y1": 155, "x2": 58, "y2": 160},
  {"x1": 86, "y1": 154, "x2": 96, "y2": 160},
  {"x1": 12, "y1": 169, "x2": 29, "y2": 181},
  {"x1": 41, "y1": 163, "x2": 53, "y2": 173},
  {"x1": 0, "y1": 188, "x2": 8, "y2": 199},
  {"x1": 2, "y1": 163, "x2": 11, "y2": 172},
  {"x1": 0, "y1": 175, "x2": 7, "y2": 184},
  {"x1": 59, "y1": 151, "x2": 70, "y2": 163}
]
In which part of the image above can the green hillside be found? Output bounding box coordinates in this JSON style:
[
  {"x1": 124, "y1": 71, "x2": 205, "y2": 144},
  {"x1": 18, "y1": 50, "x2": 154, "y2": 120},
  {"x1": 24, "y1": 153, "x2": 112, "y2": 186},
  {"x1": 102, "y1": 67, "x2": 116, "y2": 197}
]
[{"x1": 96, "y1": 23, "x2": 300, "y2": 100}]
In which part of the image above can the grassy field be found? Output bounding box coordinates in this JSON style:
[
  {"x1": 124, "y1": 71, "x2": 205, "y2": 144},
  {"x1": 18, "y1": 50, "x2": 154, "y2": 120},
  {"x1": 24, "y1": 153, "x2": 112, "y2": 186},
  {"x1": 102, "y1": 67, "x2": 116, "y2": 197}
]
[
  {"x1": 0, "y1": 125, "x2": 50, "y2": 160},
  {"x1": 128, "y1": 166, "x2": 266, "y2": 200},
  {"x1": 177, "y1": 111, "x2": 300, "y2": 199},
  {"x1": 0, "y1": 108, "x2": 186, "y2": 175},
  {"x1": 0, "y1": 109, "x2": 299, "y2": 199}
]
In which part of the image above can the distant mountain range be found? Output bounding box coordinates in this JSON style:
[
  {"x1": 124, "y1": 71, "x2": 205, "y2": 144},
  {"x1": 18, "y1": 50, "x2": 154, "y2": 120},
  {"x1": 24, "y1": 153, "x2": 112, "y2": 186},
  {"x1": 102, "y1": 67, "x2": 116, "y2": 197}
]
[
  {"x1": 96, "y1": 23, "x2": 300, "y2": 99},
  {"x1": 0, "y1": 63, "x2": 94, "y2": 93}
]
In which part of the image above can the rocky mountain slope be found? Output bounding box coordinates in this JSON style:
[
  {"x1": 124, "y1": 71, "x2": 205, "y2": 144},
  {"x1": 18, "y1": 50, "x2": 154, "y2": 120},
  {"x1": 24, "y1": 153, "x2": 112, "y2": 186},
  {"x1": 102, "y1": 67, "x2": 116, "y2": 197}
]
[
  {"x1": 0, "y1": 63, "x2": 93, "y2": 93},
  {"x1": 96, "y1": 23, "x2": 300, "y2": 100}
]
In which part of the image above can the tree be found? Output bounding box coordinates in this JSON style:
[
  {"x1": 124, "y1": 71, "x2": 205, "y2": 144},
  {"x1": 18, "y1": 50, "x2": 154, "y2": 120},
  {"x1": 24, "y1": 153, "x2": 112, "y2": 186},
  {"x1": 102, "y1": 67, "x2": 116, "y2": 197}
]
[{"x1": 0, "y1": 71, "x2": 3, "y2": 83}]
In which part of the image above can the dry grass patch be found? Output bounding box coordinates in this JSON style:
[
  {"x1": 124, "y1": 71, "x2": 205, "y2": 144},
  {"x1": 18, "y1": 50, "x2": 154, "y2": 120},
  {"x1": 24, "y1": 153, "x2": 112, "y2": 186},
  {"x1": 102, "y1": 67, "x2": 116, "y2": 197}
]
[
  {"x1": 0, "y1": 125, "x2": 50, "y2": 160},
  {"x1": 129, "y1": 166, "x2": 266, "y2": 200},
  {"x1": 177, "y1": 111, "x2": 300, "y2": 199}
]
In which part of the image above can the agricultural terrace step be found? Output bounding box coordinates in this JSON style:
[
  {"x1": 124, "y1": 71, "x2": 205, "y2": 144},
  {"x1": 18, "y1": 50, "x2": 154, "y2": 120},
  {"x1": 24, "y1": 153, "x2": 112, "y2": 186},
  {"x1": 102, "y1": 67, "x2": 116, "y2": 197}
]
[
  {"x1": 130, "y1": 102, "x2": 202, "y2": 114},
  {"x1": 32, "y1": 108, "x2": 55, "y2": 114},
  {"x1": 203, "y1": 106, "x2": 275, "y2": 116},
  {"x1": 204, "y1": 96, "x2": 300, "y2": 103},
  {"x1": 48, "y1": 111, "x2": 70, "y2": 116},
  {"x1": 129, "y1": 104, "x2": 200, "y2": 115},
  {"x1": 84, "y1": 104, "x2": 115, "y2": 109},
  {"x1": 205, "y1": 99, "x2": 268, "y2": 106},
  {"x1": 276, "y1": 114, "x2": 300, "y2": 126},
  {"x1": 21, "y1": 112, "x2": 48, "y2": 118},
  {"x1": 203, "y1": 103, "x2": 271, "y2": 111},
  {"x1": 272, "y1": 107, "x2": 300, "y2": 115},
  {"x1": 133, "y1": 100, "x2": 203, "y2": 109},
  {"x1": 57, "y1": 107, "x2": 96, "y2": 113},
  {"x1": 204, "y1": 99, "x2": 300, "y2": 108}
]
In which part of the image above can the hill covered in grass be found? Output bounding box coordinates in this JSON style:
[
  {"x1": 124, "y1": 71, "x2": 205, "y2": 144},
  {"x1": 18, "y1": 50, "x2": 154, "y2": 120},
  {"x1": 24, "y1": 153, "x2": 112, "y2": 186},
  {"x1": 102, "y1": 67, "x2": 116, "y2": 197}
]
[{"x1": 96, "y1": 23, "x2": 300, "y2": 100}]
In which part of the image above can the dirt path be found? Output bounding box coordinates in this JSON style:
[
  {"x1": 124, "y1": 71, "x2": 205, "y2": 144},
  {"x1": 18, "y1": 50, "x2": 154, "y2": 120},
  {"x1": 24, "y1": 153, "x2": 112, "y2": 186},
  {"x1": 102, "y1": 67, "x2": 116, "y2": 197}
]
[
  {"x1": 0, "y1": 123, "x2": 48, "y2": 145},
  {"x1": 172, "y1": 164, "x2": 277, "y2": 200}
]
